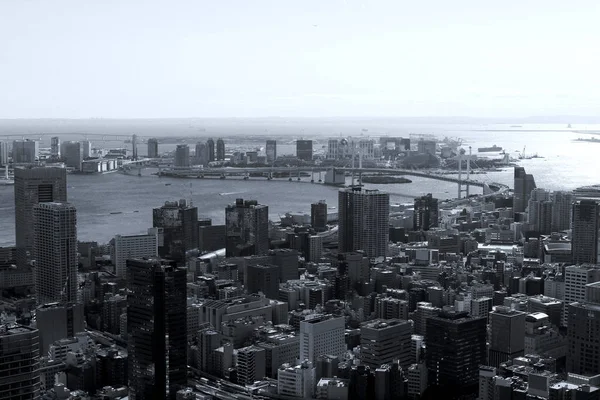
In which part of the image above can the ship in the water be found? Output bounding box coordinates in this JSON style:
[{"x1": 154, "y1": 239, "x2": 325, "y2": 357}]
[
  {"x1": 574, "y1": 137, "x2": 600, "y2": 143},
  {"x1": 478, "y1": 145, "x2": 503, "y2": 152}
]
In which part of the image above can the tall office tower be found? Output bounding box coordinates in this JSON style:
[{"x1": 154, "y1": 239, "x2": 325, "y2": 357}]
[
  {"x1": 195, "y1": 142, "x2": 207, "y2": 165},
  {"x1": 236, "y1": 345, "x2": 267, "y2": 385},
  {"x1": 206, "y1": 138, "x2": 215, "y2": 162},
  {"x1": 426, "y1": 309, "x2": 487, "y2": 397},
  {"x1": 61, "y1": 141, "x2": 83, "y2": 170},
  {"x1": 147, "y1": 138, "x2": 159, "y2": 158},
  {"x1": 311, "y1": 200, "x2": 328, "y2": 232},
  {"x1": 80, "y1": 140, "x2": 92, "y2": 159},
  {"x1": 174, "y1": 144, "x2": 190, "y2": 168},
  {"x1": 246, "y1": 264, "x2": 280, "y2": 299},
  {"x1": 216, "y1": 138, "x2": 225, "y2": 161},
  {"x1": 514, "y1": 166, "x2": 537, "y2": 218},
  {"x1": 563, "y1": 265, "x2": 600, "y2": 326},
  {"x1": 266, "y1": 140, "x2": 277, "y2": 163},
  {"x1": 552, "y1": 191, "x2": 574, "y2": 232},
  {"x1": 33, "y1": 202, "x2": 78, "y2": 305},
  {"x1": 0, "y1": 141, "x2": 8, "y2": 166},
  {"x1": 413, "y1": 193, "x2": 439, "y2": 231},
  {"x1": 127, "y1": 259, "x2": 187, "y2": 400},
  {"x1": 538, "y1": 201, "x2": 554, "y2": 235},
  {"x1": 36, "y1": 302, "x2": 85, "y2": 353},
  {"x1": 14, "y1": 165, "x2": 67, "y2": 267},
  {"x1": 360, "y1": 319, "x2": 412, "y2": 369},
  {"x1": 358, "y1": 139, "x2": 375, "y2": 159},
  {"x1": 225, "y1": 198, "x2": 269, "y2": 257},
  {"x1": 572, "y1": 200, "x2": 600, "y2": 264},
  {"x1": 153, "y1": 200, "x2": 198, "y2": 263},
  {"x1": 528, "y1": 188, "x2": 551, "y2": 232},
  {"x1": 488, "y1": 306, "x2": 526, "y2": 367},
  {"x1": 111, "y1": 228, "x2": 159, "y2": 278},
  {"x1": 338, "y1": 187, "x2": 390, "y2": 258},
  {"x1": 299, "y1": 314, "x2": 346, "y2": 363},
  {"x1": 567, "y1": 282, "x2": 600, "y2": 375},
  {"x1": 131, "y1": 134, "x2": 138, "y2": 160},
  {"x1": 12, "y1": 139, "x2": 39, "y2": 163},
  {"x1": 296, "y1": 140, "x2": 313, "y2": 161},
  {"x1": 0, "y1": 324, "x2": 41, "y2": 399},
  {"x1": 50, "y1": 137, "x2": 60, "y2": 159}
]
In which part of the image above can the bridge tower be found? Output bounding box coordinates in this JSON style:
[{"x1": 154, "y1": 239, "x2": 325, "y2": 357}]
[{"x1": 457, "y1": 146, "x2": 475, "y2": 199}]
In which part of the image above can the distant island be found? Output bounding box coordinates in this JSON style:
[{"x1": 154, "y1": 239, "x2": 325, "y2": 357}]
[{"x1": 361, "y1": 175, "x2": 412, "y2": 184}]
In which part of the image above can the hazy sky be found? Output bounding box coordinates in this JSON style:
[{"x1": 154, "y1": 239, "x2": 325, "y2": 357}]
[{"x1": 2, "y1": 0, "x2": 599, "y2": 118}]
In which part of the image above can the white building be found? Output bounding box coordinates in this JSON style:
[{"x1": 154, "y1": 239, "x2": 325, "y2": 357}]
[
  {"x1": 563, "y1": 265, "x2": 600, "y2": 326},
  {"x1": 299, "y1": 314, "x2": 345, "y2": 363},
  {"x1": 277, "y1": 361, "x2": 315, "y2": 398},
  {"x1": 111, "y1": 228, "x2": 159, "y2": 277}
]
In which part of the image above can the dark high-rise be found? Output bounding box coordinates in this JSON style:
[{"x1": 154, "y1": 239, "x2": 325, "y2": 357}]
[
  {"x1": 311, "y1": 200, "x2": 328, "y2": 232},
  {"x1": 225, "y1": 198, "x2": 269, "y2": 257},
  {"x1": 413, "y1": 193, "x2": 439, "y2": 231},
  {"x1": 246, "y1": 264, "x2": 280, "y2": 299},
  {"x1": 339, "y1": 187, "x2": 390, "y2": 258},
  {"x1": 572, "y1": 200, "x2": 599, "y2": 264},
  {"x1": 514, "y1": 166, "x2": 537, "y2": 218},
  {"x1": 266, "y1": 140, "x2": 277, "y2": 163},
  {"x1": 296, "y1": 140, "x2": 313, "y2": 161},
  {"x1": 488, "y1": 306, "x2": 526, "y2": 367},
  {"x1": 127, "y1": 259, "x2": 187, "y2": 400},
  {"x1": 425, "y1": 309, "x2": 487, "y2": 397},
  {"x1": 147, "y1": 138, "x2": 159, "y2": 158},
  {"x1": 153, "y1": 200, "x2": 198, "y2": 263},
  {"x1": 14, "y1": 165, "x2": 67, "y2": 267},
  {"x1": 206, "y1": 138, "x2": 215, "y2": 162},
  {"x1": 0, "y1": 324, "x2": 40, "y2": 400},
  {"x1": 216, "y1": 138, "x2": 225, "y2": 161}
]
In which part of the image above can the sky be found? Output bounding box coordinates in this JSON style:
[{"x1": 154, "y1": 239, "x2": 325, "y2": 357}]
[{"x1": 1, "y1": 0, "x2": 600, "y2": 118}]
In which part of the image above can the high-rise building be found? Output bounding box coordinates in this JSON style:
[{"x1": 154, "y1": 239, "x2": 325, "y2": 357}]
[
  {"x1": 206, "y1": 138, "x2": 215, "y2": 162},
  {"x1": 528, "y1": 188, "x2": 552, "y2": 233},
  {"x1": 296, "y1": 140, "x2": 313, "y2": 161},
  {"x1": 567, "y1": 287, "x2": 600, "y2": 375},
  {"x1": 514, "y1": 166, "x2": 537, "y2": 218},
  {"x1": 0, "y1": 324, "x2": 40, "y2": 400},
  {"x1": 338, "y1": 187, "x2": 390, "y2": 258},
  {"x1": 14, "y1": 165, "x2": 67, "y2": 266},
  {"x1": 266, "y1": 140, "x2": 277, "y2": 163},
  {"x1": 153, "y1": 200, "x2": 198, "y2": 263},
  {"x1": 12, "y1": 139, "x2": 39, "y2": 163},
  {"x1": 225, "y1": 198, "x2": 269, "y2": 257},
  {"x1": 33, "y1": 202, "x2": 78, "y2": 305},
  {"x1": 127, "y1": 259, "x2": 187, "y2": 400},
  {"x1": 426, "y1": 309, "x2": 487, "y2": 397},
  {"x1": 413, "y1": 193, "x2": 439, "y2": 231},
  {"x1": 50, "y1": 137, "x2": 60, "y2": 159},
  {"x1": 277, "y1": 361, "x2": 316, "y2": 399},
  {"x1": 147, "y1": 138, "x2": 159, "y2": 158},
  {"x1": 311, "y1": 200, "x2": 328, "y2": 231},
  {"x1": 237, "y1": 345, "x2": 266, "y2": 385},
  {"x1": 246, "y1": 264, "x2": 280, "y2": 299},
  {"x1": 552, "y1": 191, "x2": 574, "y2": 232},
  {"x1": 488, "y1": 306, "x2": 526, "y2": 367},
  {"x1": 131, "y1": 134, "x2": 138, "y2": 160},
  {"x1": 36, "y1": 302, "x2": 85, "y2": 354},
  {"x1": 216, "y1": 138, "x2": 225, "y2": 161},
  {"x1": 360, "y1": 319, "x2": 412, "y2": 369},
  {"x1": 174, "y1": 144, "x2": 190, "y2": 168},
  {"x1": 0, "y1": 141, "x2": 9, "y2": 166},
  {"x1": 572, "y1": 200, "x2": 600, "y2": 264},
  {"x1": 195, "y1": 142, "x2": 207, "y2": 166},
  {"x1": 563, "y1": 265, "x2": 600, "y2": 326},
  {"x1": 111, "y1": 228, "x2": 159, "y2": 278},
  {"x1": 80, "y1": 140, "x2": 92, "y2": 159},
  {"x1": 299, "y1": 314, "x2": 345, "y2": 363},
  {"x1": 61, "y1": 141, "x2": 83, "y2": 170}
]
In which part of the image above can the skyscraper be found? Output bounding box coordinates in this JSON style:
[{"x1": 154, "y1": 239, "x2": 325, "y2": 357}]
[
  {"x1": 127, "y1": 259, "x2": 187, "y2": 400},
  {"x1": 296, "y1": 140, "x2": 313, "y2": 161},
  {"x1": 552, "y1": 191, "x2": 574, "y2": 232},
  {"x1": 572, "y1": 200, "x2": 600, "y2": 264},
  {"x1": 246, "y1": 264, "x2": 281, "y2": 299},
  {"x1": 488, "y1": 306, "x2": 526, "y2": 367},
  {"x1": 12, "y1": 139, "x2": 39, "y2": 164},
  {"x1": 61, "y1": 141, "x2": 83, "y2": 170},
  {"x1": 225, "y1": 198, "x2": 269, "y2": 257},
  {"x1": 338, "y1": 187, "x2": 390, "y2": 258},
  {"x1": 0, "y1": 324, "x2": 41, "y2": 400},
  {"x1": 567, "y1": 282, "x2": 600, "y2": 375},
  {"x1": 14, "y1": 165, "x2": 67, "y2": 266},
  {"x1": 206, "y1": 138, "x2": 215, "y2": 162},
  {"x1": 153, "y1": 200, "x2": 198, "y2": 263},
  {"x1": 360, "y1": 319, "x2": 412, "y2": 369},
  {"x1": 266, "y1": 140, "x2": 277, "y2": 163},
  {"x1": 195, "y1": 142, "x2": 207, "y2": 165},
  {"x1": 147, "y1": 138, "x2": 159, "y2": 158},
  {"x1": 50, "y1": 137, "x2": 60, "y2": 159},
  {"x1": 33, "y1": 202, "x2": 78, "y2": 305},
  {"x1": 311, "y1": 200, "x2": 328, "y2": 232},
  {"x1": 0, "y1": 141, "x2": 9, "y2": 166},
  {"x1": 527, "y1": 188, "x2": 552, "y2": 233},
  {"x1": 413, "y1": 193, "x2": 439, "y2": 231},
  {"x1": 563, "y1": 265, "x2": 600, "y2": 326},
  {"x1": 514, "y1": 166, "x2": 537, "y2": 218},
  {"x1": 111, "y1": 228, "x2": 159, "y2": 278},
  {"x1": 174, "y1": 144, "x2": 190, "y2": 168},
  {"x1": 299, "y1": 314, "x2": 346, "y2": 363},
  {"x1": 216, "y1": 138, "x2": 225, "y2": 161},
  {"x1": 80, "y1": 140, "x2": 92, "y2": 159},
  {"x1": 425, "y1": 309, "x2": 487, "y2": 397}
]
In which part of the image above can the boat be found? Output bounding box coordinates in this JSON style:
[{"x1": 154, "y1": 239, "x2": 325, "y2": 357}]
[
  {"x1": 510, "y1": 125, "x2": 523, "y2": 128},
  {"x1": 478, "y1": 145, "x2": 503, "y2": 152},
  {"x1": 518, "y1": 146, "x2": 543, "y2": 159},
  {"x1": 165, "y1": 183, "x2": 171, "y2": 186},
  {"x1": 574, "y1": 137, "x2": 600, "y2": 143},
  {"x1": 110, "y1": 212, "x2": 123, "y2": 215}
]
